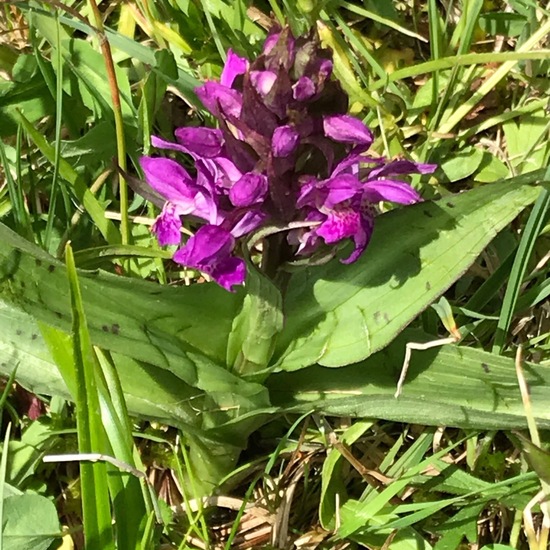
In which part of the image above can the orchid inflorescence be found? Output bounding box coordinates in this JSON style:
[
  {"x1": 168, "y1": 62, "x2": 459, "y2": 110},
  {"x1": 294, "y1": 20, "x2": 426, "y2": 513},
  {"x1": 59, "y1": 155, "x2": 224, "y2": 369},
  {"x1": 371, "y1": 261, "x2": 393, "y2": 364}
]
[{"x1": 139, "y1": 28, "x2": 436, "y2": 291}]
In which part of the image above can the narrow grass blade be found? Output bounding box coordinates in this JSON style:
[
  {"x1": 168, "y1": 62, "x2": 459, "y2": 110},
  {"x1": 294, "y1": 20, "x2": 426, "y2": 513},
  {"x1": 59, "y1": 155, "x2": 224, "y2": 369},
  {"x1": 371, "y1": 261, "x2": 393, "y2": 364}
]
[
  {"x1": 0, "y1": 423, "x2": 12, "y2": 550},
  {"x1": 438, "y1": 19, "x2": 550, "y2": 134},
  {"x1": 44, "y1": 13, "x2": 64, "y2": 252},
  {"x1": 15, "y1": 111, "x2": 120, "y2": 244},
  {"x1": 493, "y1": 186, "x2": 550, "y2": 353},
  {"x1": 65, "y1": 243, "x2": 114, "y2": 550}
]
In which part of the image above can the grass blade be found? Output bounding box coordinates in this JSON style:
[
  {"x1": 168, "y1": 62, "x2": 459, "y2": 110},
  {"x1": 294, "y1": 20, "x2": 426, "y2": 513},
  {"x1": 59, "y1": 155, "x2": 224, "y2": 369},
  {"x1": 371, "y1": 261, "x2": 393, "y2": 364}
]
[
  {"x1": 65, "y1": 243, "x2": 114, "y2": 550},
  {"x1": 492, "y1": 186, "x2": 550, "y2": 353}
]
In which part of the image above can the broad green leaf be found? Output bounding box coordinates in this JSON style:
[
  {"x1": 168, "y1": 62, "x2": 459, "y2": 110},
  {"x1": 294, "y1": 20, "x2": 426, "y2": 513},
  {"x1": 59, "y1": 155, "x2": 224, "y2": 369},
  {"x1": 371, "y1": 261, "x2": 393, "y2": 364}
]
[
  {"x1": 268, "y1": 329, "x2": 550, "y2": 430},
  {"x1": 226, "y1": 266, "x2": 283, "y2": 375},
  {"x1": 2, "y1": 494, "x2": 61, "y2": 550},
  {"x1": 479, "y1": 12, "x2": 527, "y2": 37},
  {"x1": 273, "y1": 174, "x2": 546, "y2": 371},
  {"x1": 0, "y1": 222, "x2": 270, "y2": 424},
  {"x1": 503, "y1": 111, "x2": 550, "y2": 174},
  {"x1": 0, "y1": 222, "x2": 270, "y2": 489},
  {"x1": 440, "y1": 147, "x2": 485, "y2": 182},
  {"x1": 475, "y1": 152, "x2": 509, "y2": 183},
  {"x1": 0, "y1": 76, "x2": 54, "y2": 138}
]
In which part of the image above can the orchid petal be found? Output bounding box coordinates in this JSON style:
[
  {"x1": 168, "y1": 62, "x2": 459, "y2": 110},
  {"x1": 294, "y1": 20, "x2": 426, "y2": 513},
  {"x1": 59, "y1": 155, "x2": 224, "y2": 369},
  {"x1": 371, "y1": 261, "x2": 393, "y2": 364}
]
[
  {"x1": 263, "y1": 31, "x2": 280, "y2": 55},
  {"x1": 195, "y1": 82, "x2": 242, "y2": 118},
  {"x1": 250, "y1": 70, "x2": 278, "y2": 96},
  {"x1": 332, "y1": 153, "x2": 382, "y2": 177},
  {"x1": 322, "y1": 174, "x2": 361, "y2": 208},
  {"x1": 272, "y1": 125, "x2": 300, "y2": 157},
  {"x1": 292, "y1": 76, "x2": 316, "y2": 101},
  {"x1": 363, "y1": 179, "x2": 422, "y2": 204},
  {"x1": 174, "y1": 127, "x2": 224, "y2": 158},
  {"x1": 369, "y1": 159, "x2": 437, "y2": 178},
  {"x1": 230, "y1": 209, "x2": 267, "y2": 238},
  {"x1": 152, "y1": 203, "x2": 182, "y2": 246},
  {"x1": 220, "y1": 49, "x2": 248, "y2": 88},
  {"x1": 323, "y1": 115, "x2": 373, "y2": 146},
  {"x1": 173, "y1": 225, "x2": 245, "y2": 291},
  {"x1": 229, "y1": 173, "x2": 268, "y2": 207},
  {"x1": 139, "y1": 156, "x2": 194, "y2": 204},
  {"x1": 151, "y1": 135, "x2": 188, "y2": 154}
]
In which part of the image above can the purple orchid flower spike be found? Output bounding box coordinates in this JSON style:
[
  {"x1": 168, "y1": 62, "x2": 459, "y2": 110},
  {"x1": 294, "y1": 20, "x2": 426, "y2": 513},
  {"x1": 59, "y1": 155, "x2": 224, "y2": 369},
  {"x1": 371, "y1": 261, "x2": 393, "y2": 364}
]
[{"x1": 138, "y1": 27, "x2": 437, "y2": 290}]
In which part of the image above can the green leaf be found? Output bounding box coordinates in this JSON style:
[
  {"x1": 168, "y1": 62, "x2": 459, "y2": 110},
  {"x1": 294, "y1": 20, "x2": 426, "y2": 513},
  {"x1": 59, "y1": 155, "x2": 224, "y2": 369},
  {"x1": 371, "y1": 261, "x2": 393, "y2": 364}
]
[
  {"x1": 319, "y1": 420, "x2": 373, "y2": 529},
  {"x1": 0, "y1": 76, "x2": 54, "y2": 138},
  {"x1": 433, "y1": 502, "x2": 485, "y2": 550},
  {"x1": 226, "y1": 266, "x2": 283, "y2": 375},
  {"x1": 439, "y1": 147, "x2": 485, "y2": 182},
  {"x1": 479, "y1": 13, "x2": 527, "y2": 37},
  {"x1": 29, "y1": 11, "x2": 136, "y2": 124},
  {"x1": 2, "y1": 494, "x2": 61, "y2": 550},
  {"x1": 268, "y1": 329, "x2": 550, "y2": 430},
  {"x1": 64, "y1": 244, "x2": 114, "y2": 550},
  {"x1": 0, "y1": 223, "x2": 271, "y2": 490},
  {"x1": 514, "y1": 433, "x2": 550, "y2": 487},
  {"x1": 274, "y1": 173, "x2": 546, "y2": 372},
  {"x1": 475, "y1": 152, "x2": 509, "y2": 183}
]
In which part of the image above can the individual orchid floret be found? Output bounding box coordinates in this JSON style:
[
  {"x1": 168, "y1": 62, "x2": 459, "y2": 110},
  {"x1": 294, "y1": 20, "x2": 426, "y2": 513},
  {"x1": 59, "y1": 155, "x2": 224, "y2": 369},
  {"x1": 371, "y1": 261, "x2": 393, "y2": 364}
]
[
  {"x1": 173, "y1": 225, "x2": 246, "y2": 291},
  {"x1": 139, "y1": 27, "x2": 436, "y2": 291}
]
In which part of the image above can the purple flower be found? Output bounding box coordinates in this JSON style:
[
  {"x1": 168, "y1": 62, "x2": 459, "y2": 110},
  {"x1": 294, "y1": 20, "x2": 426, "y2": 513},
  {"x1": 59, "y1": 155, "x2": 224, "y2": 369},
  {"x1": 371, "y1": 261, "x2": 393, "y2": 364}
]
[
  {"x1": 323, "y1": 115, "x2": 373, "y2": 147},
  {"x1": 173, "y1": 225, "x2": 246, "y2": 291},
  {"x1": 272, "y1": 125, "x2": 300, "y2": 157},
  {"x1": 138, "y1": 27, "x2": 436, "y2": 290},
  {"x1": 220, "y1": 49, "x2": 248, "y2": 87}
]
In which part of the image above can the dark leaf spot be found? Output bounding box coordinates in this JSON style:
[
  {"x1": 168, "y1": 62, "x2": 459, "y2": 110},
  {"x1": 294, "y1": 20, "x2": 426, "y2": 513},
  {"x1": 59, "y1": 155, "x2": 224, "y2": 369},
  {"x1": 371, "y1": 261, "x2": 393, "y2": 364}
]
[
  {"x1": 16, "y1": 329, "x2": 22, "y2": 336},
  {"x1": 20, "y1": 281, "x2": 25, "y2": 289},
  {"x1": 111, "y1": 324, "x2": 120, "y2": 335},
  {"x1": 47, "y1": 265, "x2": 56, "y2": 273},
  {"x1": 423, "y1": 209, "x2": 434, "y2": 218},
  {"x1": 383, "y1": 313, "x2": 390, "y2": 324},
  {"x1": 35, "y1": 259, "x2": 42, "y2": 267},
  {"x1": 55, "y1": 311, "x2": 62, "y2": 319},
  {"x1": 31, "y1": 334, "x2": 37, "y2": 340},
  {"x1": 426, "y1": 281, "x2": 431, "y2": 291},
  {"x1": 481, "y1": 363, "x2": 490, "y2": 373},
  {"x1": 373, "y1": 311, "x2": 381, "y2": 322},
  {"x1": 102, "y1": 325, "x2": 109, "y2": 332},
  {"x1": 446, "y1": 202, "x2": 455, "y2": 208}
]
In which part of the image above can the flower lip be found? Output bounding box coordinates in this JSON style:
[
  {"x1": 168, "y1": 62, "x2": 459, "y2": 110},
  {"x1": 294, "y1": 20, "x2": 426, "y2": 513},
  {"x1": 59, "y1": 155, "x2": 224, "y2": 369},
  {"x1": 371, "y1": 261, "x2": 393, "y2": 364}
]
[
  {"x1": 173, "y1": 225, "x2": 245, "y2": 291},
  {"x1": 152, "y1": 203, "x2": 182, "y2": 246}
]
